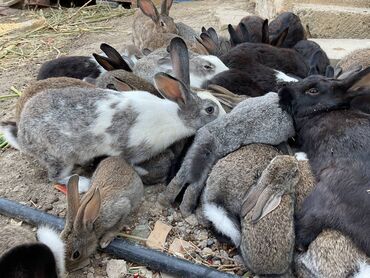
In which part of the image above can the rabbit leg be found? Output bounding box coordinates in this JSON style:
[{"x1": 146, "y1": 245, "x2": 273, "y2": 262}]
[
  {"x1": 180, "y1": 178, "x2": 208, "y2": 217},
  {"x1": 99, "y1": 199, "x2": 131, "y2": 249}
]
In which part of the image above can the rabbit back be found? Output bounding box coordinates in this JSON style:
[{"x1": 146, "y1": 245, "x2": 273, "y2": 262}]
[
  {"x1": 16, "y1": 77, "x2": 95, "y2": 123},
  {"x1": 337, "y1": 48, "x2": 370, "y2": 73},
  {"x1": 295, "y1": 230, "x2": 369, "y2": 278},
  {"x1": 37, "y1": 56, "x2": 102, "y2": 80}
]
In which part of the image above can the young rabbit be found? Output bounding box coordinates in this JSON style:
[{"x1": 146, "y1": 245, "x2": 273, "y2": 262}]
[
  {"x1": 61, "y1": 158, "x2": 143, "y2": 272},
  {"x1": 37, "y1": 43, "x2": 131, "y2": 81},
  {"x1": 133, "y1": 42, "x2": 229, "y2": 89},
  {"x1": 293, "y1": 40, "x2": 330, "y2": 76},
  {"x1": 336, "y1": 48, "x2": 370, "y2": 73},
  {"x1": 132, "y1": 0, "x2": 177, "y2": 50},
  {"x1": 295, "y1": 230, "x2": 370, "y2": 278},
  {"x1": 0, "y1": 224, "x2": 65, "y2": 278},
  {"x1": 268, "y1": 12, "x2": 306, "y2": 48},
  {"x1": 1, "y1": 67, "x2": 222, "y2": 191},
  {"x1": 159, "y1": 92, "x2": 295, "y2": 216}
]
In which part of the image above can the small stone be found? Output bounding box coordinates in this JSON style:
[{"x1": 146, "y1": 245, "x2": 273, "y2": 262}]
[
  {"x1": 207, "y1": 239, "x2": 214, "y2": 246},
  {"x1": 131, "y1": 224, "x2": 151, "y2": 240},
  {"x1": 184, "y1": 214, "x2": 198, "y2": 226},
  {"x1": 213, "y1": 260, "x2": 221, "y2": 266},
  {"x1": 167, "y1": 215, "x2": 173, "y2": 222},
  {"x1": 31, "y1": 197, "x2": 38, "y2": 204},
  {"x1": 220, "y1": 249, "x2": 229, "y2": 258},
  {"x1": 198, "y1": 230, "x2": 208, "y2": 241},
  {"x1": 44, "y1": 204, "x2": 53, "y2": 211},
  {"x1": 202, "y1": 247, "x2": 213, "y2": 256},
  {"x1": 88, "y1": 267, "x2": 95, "y2": 273},
  {"x1": 198, "y1": 240, "x2": 207, "y2": 249},
  {"x1": 52, "y1": 196, "x2": 59, "y2": 203},
  {"x1": 87, "y1": 273, "x2": 94, "y2": 278},
  {"x1": 106, "y1": 259, "x2": 128, "y2": 278}
]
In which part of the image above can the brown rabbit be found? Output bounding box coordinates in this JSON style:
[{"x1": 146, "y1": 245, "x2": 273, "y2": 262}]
[
  {"x1": 61, "y1": 157, "x2": 144, "y2": 272},
  {"x1": 132, "y1": 0, "x2": 177, "y2": 50}
]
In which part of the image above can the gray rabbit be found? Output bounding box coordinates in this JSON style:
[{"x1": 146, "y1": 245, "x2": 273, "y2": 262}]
[
  {"x1": 1, "y1": 71, "x2": 223, "y2": 192},
  {"x1": 159, "y1": 92, "x2": 295, "y2": 216}
]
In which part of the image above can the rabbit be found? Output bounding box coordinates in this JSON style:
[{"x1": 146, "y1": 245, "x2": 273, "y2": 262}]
[
  {"x1": 132, "y1": 0, "x2": 177, "y2": 50},
  {"x1": 336, "y1": 48, "x2": 370, "y2": 73},
  {"x1": 293, "y1": 40, "x2": 330, "y2": 76},
  {"x1": 279, "y1": 67, "x2": 370, "y2": 257},
  {"x1": 15, "y1": 77, "x2": 95, "y2": 123},
  {"x1": 158, "y1": 92, "x2": 295, "y2": 216},
  {"x1": 1, "y1": 66, "x2": 223, "y2": 192},
  {"x1": 295, "y1": 230, "x2": 370, "y2": 278},
  {"x1": 0, "y1": 224, "x2": 65, "y2": 277},
  {"x1": 61, "y1": 158, "x2": 144, "y2": 272},
  {"x1": 268, "y1": 12, "x2": 306, "y2": 48},
  {"x1": 37, "y1": 43, "x2": 132, "y2": 81},
  {"x1": 133, "y1": 44, "x2": 229, "y2": 89}
]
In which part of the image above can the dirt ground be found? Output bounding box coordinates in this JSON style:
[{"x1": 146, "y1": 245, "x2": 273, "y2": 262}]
[{"x1": 0, "y1": 1, "x2": 253, "y2": 277}]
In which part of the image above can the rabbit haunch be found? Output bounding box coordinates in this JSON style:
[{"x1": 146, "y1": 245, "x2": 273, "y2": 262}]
[{"x1": 6, "y1": 80, "x2": 221, "y2": 186}]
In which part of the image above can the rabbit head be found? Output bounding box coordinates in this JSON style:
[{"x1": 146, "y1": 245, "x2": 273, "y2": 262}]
[
  {"x1": 61, "y1": 175, "x2": 100, "y2": 272},
  {"x1": 137, "y1": 0, "x2": 177, "y2": 34}
]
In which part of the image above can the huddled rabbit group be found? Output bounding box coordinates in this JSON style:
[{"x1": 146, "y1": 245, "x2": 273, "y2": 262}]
[{"x1": 1, "y1": 0, "x2": 370, "y2": 277}]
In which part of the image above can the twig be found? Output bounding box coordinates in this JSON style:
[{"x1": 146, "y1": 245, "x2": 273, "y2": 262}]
[{"x1": 117, "y1": 233, "x2": 147, "y2": 242}]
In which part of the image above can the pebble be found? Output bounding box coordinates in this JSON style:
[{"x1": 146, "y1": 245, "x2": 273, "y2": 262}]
[
  {"x1": 198, "y1": 240, "x2": 208, "y2": 249},
  {"x1": 213, "y1": 260, "x2": 221, "y2": 266},
  {"x1": 184, "y1": 214, "x2": 198, "y2": 226},
  {"x1": 31, "y1": 197, "x2": 38, "y2": 204},
  {"x1": 202, "y1": 247, "x2": 213, "y2": 256},
  {"x1": 44, "y1": 204, "x2": 53, "y2": 211},
  {"x1": 207, "y1": 239, "x2": 214, "y2": 246},
  {"x1": 233, "y1": 255, "x2": 245, "y2": 266},
  {"x1": 198, "y1": 230, "x2": 208, "y2": 241},
  {"x1": 87, "y1": 273, "x2": 94, "y2": 278},
  {"x1": 106, "y1": 259, "x2": 128, "y2": 278}
]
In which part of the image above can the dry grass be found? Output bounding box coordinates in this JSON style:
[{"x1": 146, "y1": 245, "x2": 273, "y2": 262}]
[{"x1": 0, "y1": 3, "x2": 134, "y2": 71}]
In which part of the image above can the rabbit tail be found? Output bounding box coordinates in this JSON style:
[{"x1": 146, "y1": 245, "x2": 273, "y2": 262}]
[
  {"x1": 0, "y1": 121, "x2": 19, "y2": 150},
  {"x1": 203, "y1": 202, "x2": 241, "y2": 247},
  {"x1": 354, "y1": 261, "x2": 370, "y2": 278}
]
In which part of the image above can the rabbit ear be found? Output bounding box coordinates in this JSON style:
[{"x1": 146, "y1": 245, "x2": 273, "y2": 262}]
[
  {"x1": 337, "y1": 66, "x2": 370, "y2": 91},
  {"x1": 250, "y1": 187, "x2": 283, "y2": 223},
  {"x1": 100, "y1": 43, "x2": 132, "y2": 72},
  {"x1": 160, "y1": 0, "x2": 173, "y2": 16},
  {"x1": 153, "y1": 72, "x2": 191, "y2": 107},
  {"x1": 169, "y1": 37, "x2": 190, "y2": 86},
  {"x1": 241, "y1": 184, "x2": 266, "y2": 218},
  {"x1": 261, "y1": 19, "x2": 269, "y2": 43},
  {"x1": 207, "y1": 27, "x2": 219, "y2": 43},
  {"x1": 238, "y1": 22, "x2": 250, "y2": 43},
  {"x1": 228, "y1": 24, "x2": 241, "y2": 46},
  {"x1": 66, "y1": 175, "x2": 80, "y2": 225},
  {"x1": 201, "y1": 26, "x2": 207, "y2": 33},
  {"x1": 196, "y1": 33, "x2": 218, "y2": 55},
  {"x1": 138, "y1": 0, "x2": 159, "y2": 23},
  {"x1": 325, "y1": 65, "x2": 335, "y2": 78},
  {"x1": 334, "y1": 66, "x2": 343, "y2": 79},
  {"x1": 112, "y1": 77, "x2": 134, "y2": 91},
  {"x1": 93, "y1": 53, "x2": 116, "y2": 71},
  {"x1": 207, "y1": 84, "x2": 247, "y2": 109},
  {"x1": 270, "y1": 27, "x2": 289, "y2": 47},
  {"x1": 82, "y1": 188, "x2": 101, "y2": 232}
]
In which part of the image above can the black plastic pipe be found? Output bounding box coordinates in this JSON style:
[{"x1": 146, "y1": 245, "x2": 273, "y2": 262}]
[{"x1": 0, "y1": 198, "x2": 238, "y2": 278}]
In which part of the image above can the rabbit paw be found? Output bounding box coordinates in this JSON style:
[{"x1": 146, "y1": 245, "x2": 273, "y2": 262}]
[{"x1": 77, "y1": 176, "x2": 91, "y2": 193}]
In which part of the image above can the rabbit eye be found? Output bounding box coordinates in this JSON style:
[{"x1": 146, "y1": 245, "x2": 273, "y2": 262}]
[
  {"x1": 107, "y1": 84, "x2": 117, "y2": 90},
  {"x1": 203, "y1": 64, "x2": 213, "y2": 70},
  {"x1": 305, "y1": 88, "x2": 319, "y2": 96},
  {"x1": 205, "y1": 106, "x2": 214, "y2": 114},
  {"x1": 72, "y1": 250, "x2": 80, "y2": 260},
  {"x1": 160, "y1": 20, "x2": 165, "y2": 27}
]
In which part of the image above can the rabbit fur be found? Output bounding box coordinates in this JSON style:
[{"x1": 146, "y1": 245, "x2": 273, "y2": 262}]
[
  {"x1": 61, "y1": 158, "x2": 144, "y2": 272},
  {"x1": 1, "y1": 72, "x2": 222, "y2": 192},
  {"x1": 0, "y1": 224, "x2": 65, "y2": 277},
  {"x1": 133, "y1": 47, "x2": 229, "y2": 89},
  {"x1": 159, "y1": 92, "x2": 295, "y2": 216},
  {"x1": 336, "y1": 48, "x2": 370, "y2": 73}
]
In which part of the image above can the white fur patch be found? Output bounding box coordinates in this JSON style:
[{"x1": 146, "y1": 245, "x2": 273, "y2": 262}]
[
  {"x1": 203, "y1": 203, "x2": 241, "y2": 247},
  {"x1": 127, "y1": 91, "x2": 195, "y2": 163},
  {"x1": 196, "y1": 91, "x2": 226, "y2": 116},
  {"x1": 0, "y1": 124, "x2": 20, "y2": 150},
  {"x1": 190, "y1": 55, "x2": 229, "y2": 88},
  {"x1": 57, "y1": 175, "x2": 91, "y2": 193},
  {"x1": 295, "y1": 152, "x2": 308, "y2": 161},
  {"x1": 354, "y1": 261, "x2": 370, "y2": 278},
  {"x1": 37, "y1": 226, "x2": 65, "y2": 277},
  {"x1": 274, "y1": 70, "x2": 299, "y2": 83}
]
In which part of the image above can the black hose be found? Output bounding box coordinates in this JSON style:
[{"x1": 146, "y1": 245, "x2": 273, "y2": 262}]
[{"x1": 0, "y1": 198, "x2": 238, "y2": 278}]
